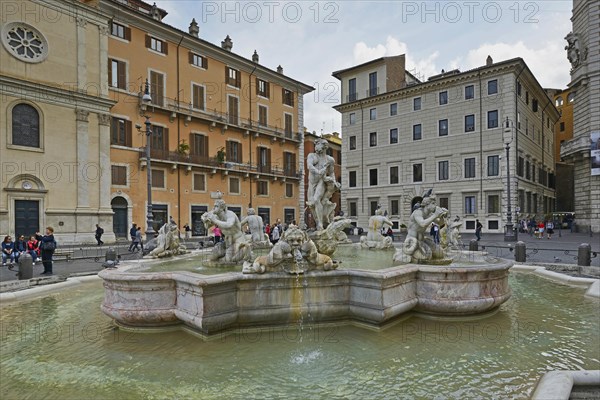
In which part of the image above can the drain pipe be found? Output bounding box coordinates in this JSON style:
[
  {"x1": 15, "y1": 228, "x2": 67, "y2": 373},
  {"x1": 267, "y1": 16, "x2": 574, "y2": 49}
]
[
  {"x1": 175, "y1": 35, "x2": 184, "y2": 226},
  {"x1": 248, "y1": 64, "x2": 257, "y2": 208}
]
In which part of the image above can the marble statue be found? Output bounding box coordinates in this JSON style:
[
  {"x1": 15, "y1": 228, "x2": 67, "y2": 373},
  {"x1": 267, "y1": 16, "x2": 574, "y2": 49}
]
[
  {"x1": 240, "y1": 208, "x2": 271, "y2": 247},
  {"x1": 440, "y1": 216, "x2": 463, "y2": 250},
  {"x1": 309, "y1": 216, "x2": 353, "y2": 256},
  {"x1": 243, "y1": 225, "x2": 338, "y2": 274},
  {"x1": 360, "y1": 208, "x2": 394, "y2": 249},
  {"x1": 306, "y1": 138, "x2": 341, "y2": 231},
  {"x1": 395, "y1": 190, "x2": 448, "y2": 264},
  {"x1": 201, "y1": 196, "x2": 253, "y2": 265},
  {"x1": 565, "y1": 32, "x2": 584, "y2": 68},
  {"x1": 145, "y1": 222, "x2": 187, "y2": 258}
]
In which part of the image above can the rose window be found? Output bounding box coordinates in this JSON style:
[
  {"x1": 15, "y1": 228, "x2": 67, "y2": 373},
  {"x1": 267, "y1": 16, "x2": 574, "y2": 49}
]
[{"x1": 2, "y1": 22, "x2": 48, "y2": 63}]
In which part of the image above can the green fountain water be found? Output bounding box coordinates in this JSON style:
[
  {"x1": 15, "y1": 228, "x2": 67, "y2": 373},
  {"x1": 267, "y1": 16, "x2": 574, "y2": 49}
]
[{"x1": 1, "y1": 273, "x2": 598, "y2": 399}]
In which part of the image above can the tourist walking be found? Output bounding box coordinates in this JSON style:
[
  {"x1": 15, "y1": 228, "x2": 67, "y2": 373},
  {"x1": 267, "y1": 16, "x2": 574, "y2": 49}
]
[
  {"x1": 213, "y1": 226, "x2": 222, "y2": 243},
  {"x1": 128, "y1": 223, "x2": 137, "y2": 252},
  {"x1": 546, "y1": 220, "x2": 554, "y2": 239},
  {"x1": 537, "y1": 221, "x2": 545, "y2": 239},
  {"x1": 271, "y1": 224, "x2": 280, "y2": 244},
  {"x1": 2, "y1": 235, "x2": 16, "y2": 266},
  {"x1": 39, "y1": 227, "x2": 57, "y2": 276},
  {"x1": 475, "y1": 219, "x2": 483, "y2": 241},
  {"x1": 95, "y1": 224, "x2": 104, "y2": 245},
  {"x1": 131, "y1": 227, "x2": 144, "y2": 252},
  {"x1": 184, "y1": 223, "x2": 191, "y2": 239}
]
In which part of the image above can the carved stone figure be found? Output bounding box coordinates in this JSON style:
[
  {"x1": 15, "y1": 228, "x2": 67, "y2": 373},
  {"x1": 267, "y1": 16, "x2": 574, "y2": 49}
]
[
  {"x1": 145, "y1": 222, "x2": 187, "y2": 258},
  {"x1": 395, "y1": 190, "x2": 448, "y2": 264},
  {"x1": 201, "y1": 196, "x2": 253, "y2": 265},
  {"x1": 243, "y1": 226, "x2": 338, "y2": 274},
  {"x1": 240, "y1": 208, "x2": 270, "y2": 246},
  {"x1": 565, "y1": 32, "x2": 581, "y2": 68},
  {"x1": 440, "y1": 216, "x2": 463, "y2": 250},
  {"x1": 306, "y1": 139, "x2": 341, "y2": 231},
  {"x1": 310, "y1": 217, "x2": 353, "y2": 256},
  {"x1": 360, "y1": 208, "x2": 394, "y2": 249}
]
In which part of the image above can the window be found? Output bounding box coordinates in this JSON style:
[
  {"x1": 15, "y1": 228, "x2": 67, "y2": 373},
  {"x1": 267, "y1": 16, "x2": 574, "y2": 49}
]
[
  {"x1": 517, "y1": 81, "x2": 522, "y2": 96},
  {"x1": 150, "y1": 70, "x2": 164, "y2": 107},
  {"x1": 282, "y1": 88, "x2": 294, "y2": 106},
  {"x1": 438, "y1": 197, "x2": 449, "y2": 210},
  {"x1": 349, "y1": 201, "x2": 357, "y2": 217},
  {"x1": 465, "y1": 114, "x2": 475, "y2": 132},
  {"x1": 567, "y1": 92, "x2": 575, "y2": 103},
  {"x1": 193, "y1": 173, "x2": 206, "y2": 191},
  {"x1": 439, "y1": 91, "x2": 448, "y2": 105},
  {"x1": 368, "y1": 72, "x2": 377, "y2": 96},
  {"x1": 111, "y1": 117, "x2": 131, "y2": 147},
  {"x1": 110, "y1": 22, "x2": 130, "y2": 40},
  {"x1": 228, "y1": 95, "x2": 239, "y2": 125},
  {"x1": 526, "y1": 160, "x2": 531, "y2": 180},
  {"x1": 191, "y1": 133, "x2": 208, "y2": 158},
  {"x1": 412, "y1": 124, "x2": 422, "y2": 141},
  {"x1": 284, "y1": 113, "x2": 293, "y2": 138},
  {"x1": 464, "y1": 196, "x2": 476, "y2": 214},
  {"x1": 465, "y1": 158, "x2": 476, "y2": 178},
  {"x1": 369, "y1": 132, "x2": 377, "y2": 147},
  {"x1": 151, "y1": 169, "x2": 165, "y2": 188},
  {"x1": 258, "y1": 105, "x2": 268, "y2": 126},
  {"x1": 229, "y1": 177, "x2": 240, "y2": 194},
  {"x1": 369, "y1": 169, "x2": 378, "y2": 186},
  {"x1": 390, "y1": 103, "x2": 398, "y2": 116},
  {"x1": 349, "y1": 171, "x2": 357, "y2": 187},
  {"x1": 413, "y1": 97, "x2": 421, "y2": 111},
  {"x1": 369, "y1": 108, "x2": 377, "y2": 120},
  {"x1": 146, "y1": 35, "x2": 167, "y2": 54},
  {"x1": 517, "y1": 157, "x2": 524, "y2": 177},
  {"x1": 192, "y1": 84, "x2": 205, "y2": 110},
  {"x1": 487, "y1": 155, "x2": 499, "y2": 176},
  {"x1": 369, "y1": 200, "x2": 379, "y2": 216},
  {"x1": 256, "y1": 78, "x2": 270, "y2": 98},
  {"x1": 150, "y1": 126, "x2": 168, "y2": 151},
  {"x1": 348, "y1": 78, "x2": 357, "y2": 101},
  {"x1": 526, "y1": 91, "x2": 529, "y2": 105},
  {"x1": 283, "y1": 152, "x2": 296, "y2": 176},
  {"x1": 285, "y1": 183, "x2": 293, "y2": 197},
  {"x1": 226, "y1": 140, "x2": 242, "y2": 163},
  {"x1": 389, "y1": 166, "x2": 399, "y2": 184},
  {"x1": 257, "y1": 180, "x2": 269, "y2": 195},
  {"x1": 389, "y1": 128, "x2": 398, "y2": 144},
  {"x1": 465, "y1": 85, "x2": 474, "y2": 100},
  {"x1": 111, "y1": 165, "x2": 127, "y2": 186},
  {"x1": 189, "y1": 52, "x2": 207, "y2": 69},
  {"x1": 257, "y1": 147, "x2": 271, "y2": 173},
  {"x1": 438, "y1": 119, "x2": 448, "y2": 136},
  {"x1": 487, "y1": 110, "x2": 498, "y2": 129},
  {"x1": 284, "y1": 209, "x2": 296, "y2": 224},
  {"x1": 109, "y1": 59, "x2": 126, "y2": 89},
  {"x1": 560, "y1": 122, "x2": 565, "y2": 132},
  {"x1": 256, "y1": 207, "x2": 269, "y2": 223},
  {"x1": 532, "y1": 98, "x2": 538, "y2": 112},
  {"x1": 226, "y1": 66, "x2": 240, "y2": 88},
  {"x1": 413, "y1": 164, "x2": 423, "y2": 182},
  {"x1": 487, "y1": 195, "x2": 500, "y2": 213},
  {"x1": 517, "y1": 112, "x2": 521, "y2": 129},
  {"x1": 438, "y1": 161, "x2": 449, "y2": 181},
  {"x1": 556, "y1": 97, "x2": 564, "y2": 107},
  {"x1": 488, "y1": 220, "x2": 499, "y2": 229},
  {"x1": 349, "y1": 136, "x2": 356, "y2": 150},
  {"x1": 349, "y1": 113, "x2": 356, "y2": 125},
  {"x1": 487, "y1": 79, "x2": 498, "y2": 95}
]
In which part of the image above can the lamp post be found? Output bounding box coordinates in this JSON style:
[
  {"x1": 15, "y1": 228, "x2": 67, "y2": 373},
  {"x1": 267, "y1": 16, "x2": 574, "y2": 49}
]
[
  {"x1": 141, "y1": 80, "x2": 156, "y2": 237},
  {"x1": 503, "y1": 117, "x2": 517, "y2": 242}
]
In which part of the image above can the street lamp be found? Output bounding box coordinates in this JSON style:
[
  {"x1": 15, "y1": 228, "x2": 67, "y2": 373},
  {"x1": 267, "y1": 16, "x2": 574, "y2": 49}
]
[
  {"x1": 503, "y1": 117, "x2": 518, "y2": 242},
  {"x1": 141, "y1": 79, "x2": 156, "y2": 237}
]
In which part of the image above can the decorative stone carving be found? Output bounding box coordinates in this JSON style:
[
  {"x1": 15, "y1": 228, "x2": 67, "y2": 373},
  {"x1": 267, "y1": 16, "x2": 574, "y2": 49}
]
[
  {"x1": 98, "y1": 113, "x2": 111, "y2": 126},
  {"x1": 243, "y1": 226, "x2": 338, "y2": 274},
  {"x1": 201, "y1": 194, "x2": 253, "y2": 266},
  {"x1": 360, "y1": 208, "x2": 394, "y2": 249},
  {"x1": 310, "y1": 217, "x2": 353, "y2": 256},
  {"x1": 440, "y1": 216, "x2": 463, "y2": 251},
  {"x1": 75, "y1": 109, "x2": 90, "y2": 122},
  {"x1": 306, "y1": 138, "x2": 340, "y2": 230},
  {"x1": 145, "y1": 222, "x2": 187, "y2": 258},
  {"x1": 565, "y1": 32, "x2": 587, "y2": 69},
  {"x1": 240, "y1": 207, "x2": 271, "y2": 248},
  {"x1": 99, "y1": 25, "x2": 109, "y2": 37},
  {"x1": 76, "y1": 17, "x2": 88, "y2": 28},
  {"x1": 1, "y1": 22, "x2": 49, "y2": 64}
]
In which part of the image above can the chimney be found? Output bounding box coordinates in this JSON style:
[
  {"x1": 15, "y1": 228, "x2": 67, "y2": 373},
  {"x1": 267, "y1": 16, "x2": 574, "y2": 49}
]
[
  {"x1": 252, "y1": 50, "x2": 259, "y2": 63},
  {"x1": 221, "y1": 35, "x2": 233, "y2": 51},
  {"x1": 277, "y1": 65, "x2": 283, "y2": 74},
  {"x1": 486, "y1": 55, "x2": 493, "y2": 66},
  {"x1": 189, "y1": 18, "x2": 199, "y2": 38}
]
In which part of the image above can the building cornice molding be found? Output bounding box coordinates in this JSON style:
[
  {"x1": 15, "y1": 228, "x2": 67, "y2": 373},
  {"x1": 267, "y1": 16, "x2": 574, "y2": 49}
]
[{"x1": 32, "y1": 0, "x2": 110, "y2": 26}]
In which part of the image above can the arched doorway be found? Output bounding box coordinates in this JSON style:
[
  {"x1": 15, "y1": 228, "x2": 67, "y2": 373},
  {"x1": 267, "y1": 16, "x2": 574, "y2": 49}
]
[{"x1": 111, "y1": 196, "x2": 128, "y2": 238}]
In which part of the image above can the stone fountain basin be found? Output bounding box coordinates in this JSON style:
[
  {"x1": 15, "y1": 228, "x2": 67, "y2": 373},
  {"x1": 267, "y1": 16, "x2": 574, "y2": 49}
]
[{"x1": 99, "y1": 256, "x2": 512, "y2": 336}]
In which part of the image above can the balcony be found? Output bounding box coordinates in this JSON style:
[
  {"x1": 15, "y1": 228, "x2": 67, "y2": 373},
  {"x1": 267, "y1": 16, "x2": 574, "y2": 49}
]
[
  {"x1": 366, "y1": 87, "x2": 379, "y2": 97},
  {"x1": 346, "y1": 92, "x2": 358, "y2": 102}
]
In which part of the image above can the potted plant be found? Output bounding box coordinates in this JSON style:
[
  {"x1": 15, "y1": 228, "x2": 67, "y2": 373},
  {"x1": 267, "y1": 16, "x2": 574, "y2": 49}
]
[
  {"x1": 216, "y1": 147, "x2": 225, "y2": 165},
  {"x1": 177, "y1": 140, "x2": 190, "y2": 156}
]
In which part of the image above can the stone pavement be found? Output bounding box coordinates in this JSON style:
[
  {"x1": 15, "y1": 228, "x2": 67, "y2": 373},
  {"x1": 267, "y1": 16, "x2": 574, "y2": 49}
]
[{"x1": 1, "y1": 231, "x2": 598, "y2": 284}]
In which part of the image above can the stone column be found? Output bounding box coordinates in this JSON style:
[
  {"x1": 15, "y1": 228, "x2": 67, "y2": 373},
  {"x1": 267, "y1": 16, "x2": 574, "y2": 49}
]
[
  {"x1": 99, "y1": 24, "x2": 109, "y2": 97},
  {"x1": 98, "y1": 113, "x2": 112, "y2": 211},
  {"x1": 76, "y1": 17, "x2": 87, "y2": 90},
  {"x1": 76, "y1": 109, "x2": 90, "y2": 209}
]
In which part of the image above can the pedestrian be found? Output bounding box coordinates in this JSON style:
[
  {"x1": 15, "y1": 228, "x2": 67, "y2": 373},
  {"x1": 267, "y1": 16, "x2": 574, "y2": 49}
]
[
  {"x1": 95, "y1": 224, "x2": 104, "y2": 245},
  {"x1": 38, "y1": 227, "x2": 57, "y2": 276},
  {"x1": 537, "y1": 221, "x2": 545, "y2": 239},
  {"x1": 546, "y1": 220, "x2": 554, "y2": 239},
  {"x1": 213, "y1": 226, "x2": 222, "y2": 243},
  {"x1": 528, "y1": 218, "x2": 536, "y2": 236},
  {"x1": 387, "y1": 227, "x2": 394, "y2": 242},
  {"x1": 14, "y1": 235, "x2": 26, "y2": 263},
  {"x1": 184, "y1": 223, "x2": 191, "y2": 239},
  {"x1": 271, "y1": 224, "x2": 280, "y2": 244},
  {"x1": 475, "y1": 219, "x2": 483, "y2": 241},
  {"x1": 132, "y1": 227, "x2": 144, "y2": 252},
  {"x1": 27, "y1": 235, "x2": 40, "y2": 262},
  {"x1": 2, "y1": 235, "x2": 16, "y2": 266},
  {"x1": 128, "y1": 223, "x2": 137, "y2": 252}
]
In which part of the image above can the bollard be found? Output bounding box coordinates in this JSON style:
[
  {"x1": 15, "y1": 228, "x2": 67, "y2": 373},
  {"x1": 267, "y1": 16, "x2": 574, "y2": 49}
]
[
  {"x1": 514, "y1": 241, "x2": 527, "y2": 263},
  {"x1": 17, "y1": 252, "x2": 34, "y2": 280},
  {"x1": 469, "y1": 239, "x2": 478, "y2": 252},
  {"x1": 578, "y1": 243, "x2": 591, "y2": 267}
]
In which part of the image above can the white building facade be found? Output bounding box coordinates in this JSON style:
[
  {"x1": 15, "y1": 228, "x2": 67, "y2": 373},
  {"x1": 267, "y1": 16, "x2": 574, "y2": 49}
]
[{"x1": 333, "y1": 56, "x2": 559, "y2": 234}]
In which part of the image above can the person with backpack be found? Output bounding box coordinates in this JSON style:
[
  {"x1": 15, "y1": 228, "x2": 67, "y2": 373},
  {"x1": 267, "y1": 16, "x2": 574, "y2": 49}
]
[
  {"x1": 95, "y1": 224, "x2": 104, "y2": 245},
  {"x1": 127, "y1": 223, "x2": 137, "y2": 252},
  {"x1": 38, "y1": 227, "x2": 57, "y2": 276},
  {"x1": 546, "y1": 220, "x2": 555, "y2": 239},
  {"x1": 475, "y1": 219, "x2": 483, "y2": 241}
]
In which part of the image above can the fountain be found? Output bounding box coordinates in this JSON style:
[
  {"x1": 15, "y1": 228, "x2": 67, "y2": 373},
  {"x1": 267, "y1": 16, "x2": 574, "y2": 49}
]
[{"x1": 99, "y1": 141, "x2": 513, "y2": 336}]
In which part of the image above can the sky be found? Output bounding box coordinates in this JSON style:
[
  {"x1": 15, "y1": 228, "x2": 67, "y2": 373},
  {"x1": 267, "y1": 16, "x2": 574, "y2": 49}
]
[{"x1": 153, "y1": 0, "x2": 573, "y2": 134}]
